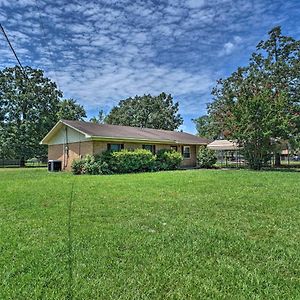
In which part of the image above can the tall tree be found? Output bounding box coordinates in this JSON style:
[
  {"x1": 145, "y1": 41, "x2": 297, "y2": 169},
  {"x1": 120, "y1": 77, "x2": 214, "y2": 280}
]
[
  {"x1": 205, "y1": 27, "x2": 300, "y2": 170},
  {"x1": 0, "y1": 66, "x2": 86, "y2": 164},
  {"x1": 57, "y1": 99, "x2": 86, "y2": 121},
  {"x1": 90, "y1": 109, "x2": 105, "y2": 124},
  {"x1": 192, "y1": 115, "x2": 218, "y2": 139},
  {"x1": 106, "y1": 92, "x2": 183, "y2": 130}
]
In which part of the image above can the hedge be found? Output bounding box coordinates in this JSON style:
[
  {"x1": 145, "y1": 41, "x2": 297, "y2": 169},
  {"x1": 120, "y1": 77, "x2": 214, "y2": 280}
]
[
  {"x1": 155, "y1": 149, "x2": 183, "y2": 170},
  {"x1": 72, "y1": 148, "x2": 183, "y2": 175}
]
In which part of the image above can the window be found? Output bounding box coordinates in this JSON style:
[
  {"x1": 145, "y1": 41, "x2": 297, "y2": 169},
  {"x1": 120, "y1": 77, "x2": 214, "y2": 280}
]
[
  {"x1": 182, "y1": 146, "x2": 191, "y2": 159},
  {"x1": 170, "y1": 146, "x2": 178, "y2": 151},
  {"x1": 142, "y1": 144, "x2": 156, "y2": 154},
  {"x1": 107, "y1": 143, "x2": 124, "y2": 151}
]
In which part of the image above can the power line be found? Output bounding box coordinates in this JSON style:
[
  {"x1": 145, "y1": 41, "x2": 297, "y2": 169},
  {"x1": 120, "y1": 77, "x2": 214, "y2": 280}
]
[{"x1": 0, "y1": 23, "x2": 27, "y2": 77}]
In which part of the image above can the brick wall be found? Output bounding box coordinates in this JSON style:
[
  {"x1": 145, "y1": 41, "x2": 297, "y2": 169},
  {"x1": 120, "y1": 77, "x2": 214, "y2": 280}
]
[
  {"x1": 179, "y1": 145, "x2": 197, "y2": 167},
  {"x1": 48, "y1": 144, "x2": 64, "y2": 162},
  {"x1": 92, "y1": 141, "x2": 198, "y2": 167},
  {"x1": 48, "y1": 140, "x2": 198, "y2": 171},
  {"x1": 93, "y1": 141, "x2": 107, "y2": 155},
  {"x1": 48, "y1": 141, "x2": 93, "y2": 171},
  {"x1": 155, "y1": 144, "x2": 172, "y2": 151},
  {"x1": 124, "y1": 142, "x2": 142, "y2": 150}
]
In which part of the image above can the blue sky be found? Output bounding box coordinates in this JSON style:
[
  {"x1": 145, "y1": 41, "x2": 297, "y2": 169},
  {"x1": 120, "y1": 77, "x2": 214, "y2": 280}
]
[{"x1": 1, "y1": 0, "x2": 300, "y2": 133}]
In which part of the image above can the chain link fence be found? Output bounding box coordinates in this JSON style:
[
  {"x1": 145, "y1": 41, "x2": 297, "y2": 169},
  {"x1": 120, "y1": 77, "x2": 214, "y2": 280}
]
[{"x1": 0, "y1": 158, "x2": 47, "y2": 168}]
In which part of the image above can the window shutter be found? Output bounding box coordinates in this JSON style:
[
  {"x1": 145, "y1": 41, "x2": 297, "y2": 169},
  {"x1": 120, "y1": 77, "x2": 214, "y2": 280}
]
[
  {"x1": 121, "y1": 144, "x2": 124, "y2": 150},
  {"x1": 107, "y1": 143, "x2": 111, "y2": 151},
  {"x1": 181, "y1": 146, "x2": 184, "y2": 155},
  {"x1": 153, "y1": 145, "x2": 156, "y2": 154}
]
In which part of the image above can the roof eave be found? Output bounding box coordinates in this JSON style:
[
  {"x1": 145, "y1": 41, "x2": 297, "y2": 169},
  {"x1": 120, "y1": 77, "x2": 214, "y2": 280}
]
[
  {"x1": 90, "y1": 136, "x2": 209, "y2": 145},
  {"x1": 90, "y1": 136, "x2": 174, "y2": 144},
  {"x1": 40, "y1": 120, "x2": 63, "y2": 145},
  {"x1": 40, "y1": 120, "x2": 91, "y2": 145}
]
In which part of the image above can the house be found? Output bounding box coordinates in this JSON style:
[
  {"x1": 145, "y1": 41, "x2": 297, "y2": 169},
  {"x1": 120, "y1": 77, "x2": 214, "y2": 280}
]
[{"x1": 41, "y1": 120, "x2": 211, "y2": 170}]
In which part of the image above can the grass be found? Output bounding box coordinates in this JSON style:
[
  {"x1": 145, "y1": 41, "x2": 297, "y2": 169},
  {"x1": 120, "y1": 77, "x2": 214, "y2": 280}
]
[{"x1": 0, "y1": 168, "x2": 300, "y2": 299}]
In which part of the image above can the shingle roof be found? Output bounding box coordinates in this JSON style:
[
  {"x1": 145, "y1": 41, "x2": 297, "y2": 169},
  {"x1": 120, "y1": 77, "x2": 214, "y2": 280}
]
[
  {"x1": 62, "y1": 120, "x2": 210, "y2": 145},
  {"x1": 207, "y1": 139, "x2": 241, "y2": 150}
]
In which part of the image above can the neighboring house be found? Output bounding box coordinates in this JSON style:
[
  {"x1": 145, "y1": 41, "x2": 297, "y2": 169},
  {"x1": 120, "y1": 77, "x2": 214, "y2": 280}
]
[{"x1": 41, "y1": 120, "x2": 210, "y2": 170}]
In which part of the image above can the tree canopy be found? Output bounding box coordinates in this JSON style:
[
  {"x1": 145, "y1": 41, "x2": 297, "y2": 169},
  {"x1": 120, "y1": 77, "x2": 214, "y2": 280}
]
[
  {"x1": 106, "y1": 92, "x2": 183, "y2": 130},
  {"x1": 57, "y1": 99, "x2": 86, "y2": 121},
  {"x1": 90, "y1": 109, "x2": 105, "y2": 124},
  {"x1": 0, "y1": 66, "x2": 86, "y2": 162},
  {"x1": 199, "y1": 27, "x2": 300, "y2": 169},
  {"x1": 192, "y1": 115, "x2": 217, "y2": 139}
]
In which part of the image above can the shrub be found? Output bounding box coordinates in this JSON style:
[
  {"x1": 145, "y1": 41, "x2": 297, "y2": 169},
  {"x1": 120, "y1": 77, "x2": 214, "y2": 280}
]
[
  {"x1": 197, "y1": 146, "x2": 217, "y2": 168},
  {"x1": 110, "y1": 149, "x2": 156, "y2": 173},
  {"x1": 155, "y1": 149, "x2": 182, "y2": 170},
  {"x1": 72, "y1": 148, "x2": 183, "y2": 175},
  {"x1": 71, "y1": 155, "x2": 112, "y2": 175},
  {"x1": 96, "y1": 150, "x2": 113, "y2": 164},
  {"x1": 71, "y1": 159, "x2": 85, "y2": 175}
]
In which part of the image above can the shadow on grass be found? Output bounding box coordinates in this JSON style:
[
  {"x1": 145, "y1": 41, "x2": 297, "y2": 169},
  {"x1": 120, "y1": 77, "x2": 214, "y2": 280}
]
[
  {"x1": 262, "y1": 167, "x2": 300, "y2": 173},
  {"x1": 217, "y1": 165, "x2": 300, "y2": 173}
]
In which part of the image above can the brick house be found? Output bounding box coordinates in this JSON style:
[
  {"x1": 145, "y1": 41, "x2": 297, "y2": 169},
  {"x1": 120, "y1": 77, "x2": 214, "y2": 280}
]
[{"x1": 41, "y1": 120, "x2": 210, "y2": 170}]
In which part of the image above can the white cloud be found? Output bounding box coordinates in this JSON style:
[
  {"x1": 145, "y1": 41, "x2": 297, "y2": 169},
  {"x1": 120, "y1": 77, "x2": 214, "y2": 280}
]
[
  {"x1": 219, "y1": 36, "x2": 242, "y2": 56},
  {"x1": 50, "y1": 60, "x2": 215, "y2": 114},
  {"x1": 0, "y1": 0, "x2": 298, "y2": 129}
]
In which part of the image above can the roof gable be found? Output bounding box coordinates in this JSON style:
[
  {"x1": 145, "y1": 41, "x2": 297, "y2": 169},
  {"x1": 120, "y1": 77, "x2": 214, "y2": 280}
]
[{"x1": 40, "y1": 121, "x2": 90, "y2": 145}]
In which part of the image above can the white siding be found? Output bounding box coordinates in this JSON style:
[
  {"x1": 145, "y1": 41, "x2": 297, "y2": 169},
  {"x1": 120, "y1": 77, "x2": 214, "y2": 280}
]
[{"x1": 48, "y1": 125, "x2": 88, "y2": 145}]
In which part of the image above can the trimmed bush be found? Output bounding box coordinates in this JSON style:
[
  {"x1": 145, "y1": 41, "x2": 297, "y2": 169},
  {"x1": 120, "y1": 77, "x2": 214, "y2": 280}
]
[
  {"x1": 155, "y1": 149, "x2": 183, "y2": 170},
  {"x1": 96, "y1": 150, "x2": 113, "y2": 165},
  {"x1": 71, "y1": 154, "x2": 112, "y2": 175},
  {"x1": 109, "y1": 149, "x2": 156, "y2": 173},
  {"x1": 197, "y1": 146, "x2": 217, "y2": 168},
  {"x1": 72, "y1": 148, "x2": 183, "y2": 175},
  {"x1": 71, "y1": 159, "x2": 85, "y2": 175}
]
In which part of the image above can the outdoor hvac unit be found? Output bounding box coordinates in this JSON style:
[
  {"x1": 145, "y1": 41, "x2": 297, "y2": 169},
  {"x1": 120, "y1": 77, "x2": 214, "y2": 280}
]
[{"x1": 48, "y1": 160, "x2": 62, "y2": 172}]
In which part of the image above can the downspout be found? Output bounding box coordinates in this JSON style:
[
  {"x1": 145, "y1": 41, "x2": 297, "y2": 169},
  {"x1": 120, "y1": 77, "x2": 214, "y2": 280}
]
[{"x1": 64, "y1": 126, "x2": 69, "y2": 169}]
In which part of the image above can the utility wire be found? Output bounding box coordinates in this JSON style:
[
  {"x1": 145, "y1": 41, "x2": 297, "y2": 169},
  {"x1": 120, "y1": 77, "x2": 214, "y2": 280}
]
[{"x1": 0, "y1": 23, "x2": 27, "y2": 78}]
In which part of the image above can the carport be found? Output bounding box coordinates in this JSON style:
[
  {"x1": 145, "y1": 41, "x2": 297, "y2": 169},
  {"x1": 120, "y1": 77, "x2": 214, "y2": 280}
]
[{"x1": 207, "y1": 140, "x2": 243, "y2": 167}]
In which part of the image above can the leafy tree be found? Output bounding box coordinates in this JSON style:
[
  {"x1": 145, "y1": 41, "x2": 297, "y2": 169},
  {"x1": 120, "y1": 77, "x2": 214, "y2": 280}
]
[
  {"x1": 106, "y1": 92, "x2": 183, "y2": 130},
  {"x1": 197, "y1": 146, "x2": 217, "y2": 168},
  {"x1": 57, "y1": 99, "x2": 86, "y2": 121},
  {"x1": 205, "y1": 27, "x2": 300, "y2": 170},
  {"x1": 192, "y1": 115, "x2": 218, "y2": 139},
  {"x1": 0, "y1": 66, "x2": 85, "y2": 164},
  {"x1": 90, "y1": 109, "x2": 105, "y2": 124}
]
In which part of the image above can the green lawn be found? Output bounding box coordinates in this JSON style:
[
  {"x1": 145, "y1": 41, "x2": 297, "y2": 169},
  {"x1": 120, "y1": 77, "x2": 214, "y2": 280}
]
[{"x1": 1, "y1": 168, "x2": 300, "y2": 299}]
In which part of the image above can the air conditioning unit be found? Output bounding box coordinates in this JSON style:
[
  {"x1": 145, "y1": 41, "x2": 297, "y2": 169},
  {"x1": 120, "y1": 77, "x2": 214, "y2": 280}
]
[{"x1": 48, "y1": 160, "x2": 62, "y2": 172}]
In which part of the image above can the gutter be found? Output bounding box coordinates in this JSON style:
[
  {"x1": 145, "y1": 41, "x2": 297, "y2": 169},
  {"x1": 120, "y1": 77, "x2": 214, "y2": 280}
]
[{"x1": 90, "y1": 136, "x2": 207, "y2": 145}]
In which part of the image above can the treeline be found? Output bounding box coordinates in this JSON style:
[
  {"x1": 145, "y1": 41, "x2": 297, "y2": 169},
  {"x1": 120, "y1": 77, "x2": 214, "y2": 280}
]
[
  {"x1": 193, "y1": 27, "x2": 300, "y2": 169},
  {"x1": 1, "y1": 27, "x2": 299, "y2": 170},
  {"x1": 0, "y1": 66, "x2": 182, "y2": 163}
]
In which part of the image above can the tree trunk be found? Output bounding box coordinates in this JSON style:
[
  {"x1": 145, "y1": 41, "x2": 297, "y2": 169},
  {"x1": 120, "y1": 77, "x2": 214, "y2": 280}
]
[
  {"x1": 275, "y1": 152, "x2": 281, "y2": 167},
  {"x1": 20, "y1": 157, "x2": 25, "y2": 167}
]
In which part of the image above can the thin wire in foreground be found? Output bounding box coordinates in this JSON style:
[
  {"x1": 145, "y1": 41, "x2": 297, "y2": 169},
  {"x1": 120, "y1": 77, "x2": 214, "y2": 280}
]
[{"x1": 67, "y1": 180, "x2": 75, "y2": 300}]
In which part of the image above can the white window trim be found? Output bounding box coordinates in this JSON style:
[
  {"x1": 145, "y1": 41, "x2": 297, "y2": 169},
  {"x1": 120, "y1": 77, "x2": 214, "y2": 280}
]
[{"x1": 183, "y1": 146, "x2": 191, "y2": 159}]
